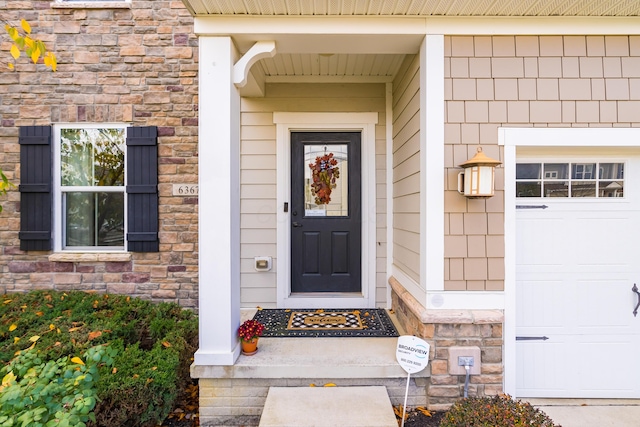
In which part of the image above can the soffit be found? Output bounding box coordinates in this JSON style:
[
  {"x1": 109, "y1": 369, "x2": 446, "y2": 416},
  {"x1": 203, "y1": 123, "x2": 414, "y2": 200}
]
[{"x1": 182, "y1": 0, "x2": 640, "y2": 17}]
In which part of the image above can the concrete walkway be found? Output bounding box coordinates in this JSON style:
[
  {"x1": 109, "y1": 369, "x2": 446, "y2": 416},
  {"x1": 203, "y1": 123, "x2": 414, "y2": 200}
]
[{"x1": 527, "y1": 399, "x2": 640, "y2": 427}]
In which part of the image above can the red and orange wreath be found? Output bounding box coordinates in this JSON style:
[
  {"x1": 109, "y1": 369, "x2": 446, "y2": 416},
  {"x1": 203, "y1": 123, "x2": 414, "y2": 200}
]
[{"x1": 309, "y1": 152, "x2": 340, "y2": 205}]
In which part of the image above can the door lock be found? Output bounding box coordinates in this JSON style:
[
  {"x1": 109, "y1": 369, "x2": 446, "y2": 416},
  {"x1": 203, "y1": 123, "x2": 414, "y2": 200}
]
[{"x1": 292, "y1": 222, "x2": 303, "y2": 228}]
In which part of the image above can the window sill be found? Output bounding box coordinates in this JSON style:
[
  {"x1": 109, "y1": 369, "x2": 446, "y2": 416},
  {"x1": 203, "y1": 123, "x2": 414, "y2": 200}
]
[
  {"x1": 50, "y1": 2, "x2": 131, "y2": 9},
  {"x1": 49, "y1": 252, "x2": 132, "y2": 263}
]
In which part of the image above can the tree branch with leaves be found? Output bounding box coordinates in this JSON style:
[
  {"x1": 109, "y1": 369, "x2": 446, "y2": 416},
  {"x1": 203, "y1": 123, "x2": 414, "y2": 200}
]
[{"x1": 4, "y1": 18, "x2": 57, "y2": 71}]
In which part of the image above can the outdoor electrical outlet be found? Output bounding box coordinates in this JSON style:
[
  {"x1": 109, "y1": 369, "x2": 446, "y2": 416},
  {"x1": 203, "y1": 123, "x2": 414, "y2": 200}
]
[{"x1": 458, "y1": 356, "x2": 474, "y2": 367}]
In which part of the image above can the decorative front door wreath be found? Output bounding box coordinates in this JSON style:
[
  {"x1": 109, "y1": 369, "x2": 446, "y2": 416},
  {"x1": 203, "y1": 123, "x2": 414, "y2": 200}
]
[{"x1": 309, "y1": 152, "x2": 340, "y2": 205}]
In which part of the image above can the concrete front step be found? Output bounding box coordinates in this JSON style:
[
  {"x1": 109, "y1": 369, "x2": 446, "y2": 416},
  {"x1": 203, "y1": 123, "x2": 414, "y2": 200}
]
[{"x1": 258, "y1": 386, "x2": 398, "y2": 427}]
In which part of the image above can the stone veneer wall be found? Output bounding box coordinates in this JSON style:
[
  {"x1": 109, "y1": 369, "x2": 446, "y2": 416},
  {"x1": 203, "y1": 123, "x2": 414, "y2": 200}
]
[
  {"x1": 390, "y1": 277, "x2": 504, "y2": 410},
  {"x1": 0, "y1": 1, "x2": 198, "y2": 308}
]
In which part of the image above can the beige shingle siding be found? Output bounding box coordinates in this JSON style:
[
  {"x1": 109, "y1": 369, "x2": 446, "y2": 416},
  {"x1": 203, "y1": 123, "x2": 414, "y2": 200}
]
[{"x1": 444, "y1": 35, "x2": 640, "y2": 291}]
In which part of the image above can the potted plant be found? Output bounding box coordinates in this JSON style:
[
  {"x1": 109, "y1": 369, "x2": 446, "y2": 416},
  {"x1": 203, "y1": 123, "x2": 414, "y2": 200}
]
[{"x1": 238, "y1": 319, "x2": 265, "y2": 356}]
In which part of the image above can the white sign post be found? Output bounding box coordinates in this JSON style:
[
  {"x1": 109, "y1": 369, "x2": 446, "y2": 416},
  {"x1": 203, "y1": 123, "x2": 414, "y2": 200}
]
[{"x1": 396, "y1": 336, "x2": 430, "y2": 427}]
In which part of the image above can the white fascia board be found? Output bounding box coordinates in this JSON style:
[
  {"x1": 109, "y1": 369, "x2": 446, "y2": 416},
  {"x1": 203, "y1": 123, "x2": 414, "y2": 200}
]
[
  {"x1": 502, "y1": 127, "x2": 640, "y2": 148},
  {"x1": 194, "y1": 16, "x2": 640, "y2": 37},
  {"x1": 424, "y1": 16, "x2": 640, "y2": 35},
  {"x1": 194, "y1": 16, "x2": 428, "y2": 36}
]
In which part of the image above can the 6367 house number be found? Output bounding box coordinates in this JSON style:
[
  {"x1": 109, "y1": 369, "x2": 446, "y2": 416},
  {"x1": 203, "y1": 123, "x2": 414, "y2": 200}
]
[{"x1": 172, "y1": 184, "x2": 198, "y2": 196}]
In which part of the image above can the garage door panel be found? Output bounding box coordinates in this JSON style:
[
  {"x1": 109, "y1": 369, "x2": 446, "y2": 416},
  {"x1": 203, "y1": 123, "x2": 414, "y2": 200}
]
[
  {"x1": 516, "y1": 217, "x2": 565, "y2": 267},
  {"x1": 573, "y1": 216, "x2": 631, "y2": 266},
  {"x1": 517, "y1": 341, "x2": 569, "y2": 394},
  {"x1": 576, "y1": 281, "x2": 632, "y2": 329},
  {"x1": 576, "y1": 340, "x2": 637, "y2": 393},
  {"x1": 517, "y1": 280, "x2": 565, "y2": 328}
]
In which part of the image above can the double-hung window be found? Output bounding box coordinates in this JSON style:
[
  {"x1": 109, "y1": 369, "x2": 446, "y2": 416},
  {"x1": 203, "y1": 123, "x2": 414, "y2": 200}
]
[
  {"x1": 18, "y1": 125, "x2": 159, "y2": 253},
  {"x1": 58, "y1": 125, "x2": 126, "y2": 250}
]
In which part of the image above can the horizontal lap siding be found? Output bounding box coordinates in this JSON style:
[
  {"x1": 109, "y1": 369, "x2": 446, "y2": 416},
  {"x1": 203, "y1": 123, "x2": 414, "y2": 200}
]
[
  {"x1": 240, "y1": 83, "x2": 387, "y2": 307},
  {"x1": 391, "y1": 55, "x2": 422, "y2": 288},
  {"x1": 444, "y1": 35, "x2": 640, "y2": 291}
]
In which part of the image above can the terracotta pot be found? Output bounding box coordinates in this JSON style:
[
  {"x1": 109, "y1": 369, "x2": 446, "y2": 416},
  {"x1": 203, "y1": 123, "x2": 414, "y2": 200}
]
[{"x1": 241, "y1": 338, "x2": 259, "y2": 355}]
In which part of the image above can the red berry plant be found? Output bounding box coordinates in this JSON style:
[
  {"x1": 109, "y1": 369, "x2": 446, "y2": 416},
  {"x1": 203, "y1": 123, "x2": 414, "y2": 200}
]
[
  {"x1": 238, "y1": 319, "x2": 265, "y2": 343},
  {"x1": 309, "y1": 152, "x2": 340, "y2": 205}
]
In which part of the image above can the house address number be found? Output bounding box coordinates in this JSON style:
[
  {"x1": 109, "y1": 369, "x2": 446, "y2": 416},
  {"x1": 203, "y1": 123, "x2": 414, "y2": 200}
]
[{"x1": 172, "y1": 184, "x2": 198, "y2": 196}]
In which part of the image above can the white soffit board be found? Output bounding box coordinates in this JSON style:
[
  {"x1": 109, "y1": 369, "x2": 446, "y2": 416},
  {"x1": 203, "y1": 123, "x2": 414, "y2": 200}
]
[{"x1": 182, "y1": 0, "x2": 640, "y2": 17}]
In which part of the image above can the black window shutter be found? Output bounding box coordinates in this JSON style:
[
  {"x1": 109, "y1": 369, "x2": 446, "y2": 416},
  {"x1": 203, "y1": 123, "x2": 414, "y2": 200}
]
[
  {"x1": 19, "y1": 126, "x2": 53, "y2": 251},
  {"x1": 126, "y1": 126, "x2": 159, "y2": 252}
]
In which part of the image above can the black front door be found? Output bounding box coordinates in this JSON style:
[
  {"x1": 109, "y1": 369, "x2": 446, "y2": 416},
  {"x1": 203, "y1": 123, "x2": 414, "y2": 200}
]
[{"x1": 291, "y1": 132, "x2": 361, "y2": 293}]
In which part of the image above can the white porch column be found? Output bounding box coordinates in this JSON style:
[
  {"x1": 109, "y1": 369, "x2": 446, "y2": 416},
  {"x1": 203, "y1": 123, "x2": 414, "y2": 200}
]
[
  {"x1": 195, "y1": 36, "x2": 241, "y2": 365},
  {"x1": 420, "y1": 35, "x2": 445, "y2": 308}
]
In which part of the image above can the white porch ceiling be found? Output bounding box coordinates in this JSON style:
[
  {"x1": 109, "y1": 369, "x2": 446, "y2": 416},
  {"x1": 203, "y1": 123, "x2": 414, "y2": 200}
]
[{"x1": 183, "y1": 0, "x2": 640, "y2": 17}]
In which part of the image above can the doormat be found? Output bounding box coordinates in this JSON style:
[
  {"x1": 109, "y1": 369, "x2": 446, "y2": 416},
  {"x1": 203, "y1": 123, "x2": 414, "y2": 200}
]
[{"x1": 251, "y1": 308, "x2": 399, "y2": 338}]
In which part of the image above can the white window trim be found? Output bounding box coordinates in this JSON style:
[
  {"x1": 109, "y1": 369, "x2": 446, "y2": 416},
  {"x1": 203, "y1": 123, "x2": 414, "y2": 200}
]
[
  {"x1": 273, "y1": 112, "x2": 378, "y2": 309},
  {"x1": 51, "y1": 0, "x2": 131, "y2": 9},
  {"x1": 500, "y1": 126, "x2": 640, "y2": 398},
  {"x1": 52, "y1": 123, "x2": 128, "y2": 253}
]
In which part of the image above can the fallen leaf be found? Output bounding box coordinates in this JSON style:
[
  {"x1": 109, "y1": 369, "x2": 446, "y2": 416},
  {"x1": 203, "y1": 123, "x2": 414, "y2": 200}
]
[
  {"x1": 315, "y1": 309, "x2": 324, "y2": 313},
  {"x1": 54, "y1": 342, "x2": 61, "y2": 347},
  {"x1": 284, "y1": 309, "x2": 291, "y2": 312},
  {"x1": 112, "y1": 367, "x2": 118, "y2": 374},
  {"x1": 416, "y1": 407, "x2": 432, "y2": 417},
  {"x1": 256, "y1": 306, "x2": 263, "y2": 310},
  {"x1": 68, "y1": 327, "x2": 82, "y2": 332},
  {"x1": 44, "y1": 294, "x2": 52, "y2": 302},
  {"x1": 133, "y1": 374, "x2": 139, "y2": 379},
  {"x1": 323, "y1": 383, "x2": 336, "y2": 387},
  {"x1": 35, "y1": 311, "x2": 43, "y2": 316},
  {"x1": 88, "y1": 331, "x2": 102, "y2": 341},
  {"x1": 151, "y1": 366, "x2": 157, "y2": 370},
  {"x1": 29, "y1": 335, "x2": 40, "y2": 342},
  {"x1": 146, "y1": 378, "x2": 154, "y2": 384},
  {"x1": 354, "y1": 310, "x2": 360, "y2": 315},
  {"x1": 364, "y1": 312, "x2": 370, "y2": 317},
  {"x1": 8, "y1": 324, "x2": 17, "y2": 332},
  {"x1": 3, "y1": 299, "x2": 11, "y2": 304},
  {"x1": 162, "y1": 341, "x2": 172, "y2": 348},
  {"x1": 389, "y1": 309, "x2": 395, "y2": 314},
  {"x1": 49, "y1": 324, "x2": 55, "y2": 330},
  {"x1": 309, "y1": 383, "x2": 316, "y2": 387},
  {"x1": 70, "y1": 357, "x2": 85, "y2": 365},
  {"x1": 13, "y1": 337, "x2": 20, "y2": 344}
]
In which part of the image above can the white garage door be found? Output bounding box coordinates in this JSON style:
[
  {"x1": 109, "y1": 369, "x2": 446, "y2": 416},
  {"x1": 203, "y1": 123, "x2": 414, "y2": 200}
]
[{"x1": 516, "y1": 158, "x2": 640, "y2": 398}]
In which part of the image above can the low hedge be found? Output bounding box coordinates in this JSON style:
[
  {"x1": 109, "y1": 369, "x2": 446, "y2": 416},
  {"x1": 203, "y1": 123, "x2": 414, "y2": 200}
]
[
  {"x1": 0, "y1": 291, "x2": 198, "y2": 427},
  {"x1": 439, "y1": 395, "x2": 560, "y2": 427}
]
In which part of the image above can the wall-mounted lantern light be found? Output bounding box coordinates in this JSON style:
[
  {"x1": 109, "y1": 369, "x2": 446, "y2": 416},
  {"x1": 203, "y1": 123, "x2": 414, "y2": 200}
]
[{"x1": 457, "y1": 147, "x2": 501, "y2": 198}]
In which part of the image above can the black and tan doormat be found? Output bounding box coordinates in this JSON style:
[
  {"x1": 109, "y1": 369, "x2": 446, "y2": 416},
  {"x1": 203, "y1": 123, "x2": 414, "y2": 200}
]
[{"x1": 252, "y1": 308, "x2": 399, "y2": 338}]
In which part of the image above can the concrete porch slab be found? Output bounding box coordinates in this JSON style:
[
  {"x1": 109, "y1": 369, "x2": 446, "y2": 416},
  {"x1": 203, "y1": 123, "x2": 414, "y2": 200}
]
[
  {"x1": 191, "y1": 337, "x2": 429, "y2": 379},
  {"x1": 258, "y1": 386, "x2": 398, "y2": 427},
  {"x1": 525, "y1": 399, "x2": 640, "y2": 427}
]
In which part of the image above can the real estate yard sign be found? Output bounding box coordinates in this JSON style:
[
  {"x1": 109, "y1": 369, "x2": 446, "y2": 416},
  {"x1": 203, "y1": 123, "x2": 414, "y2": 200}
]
[{"x1": 396, "y1": 336, "x2": 430, "y2": 427}]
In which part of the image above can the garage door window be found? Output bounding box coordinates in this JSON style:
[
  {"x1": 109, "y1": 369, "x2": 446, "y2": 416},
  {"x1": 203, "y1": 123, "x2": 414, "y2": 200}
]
[{"x1": 516, "y1": 162, "x2": 624, "y2": 198}]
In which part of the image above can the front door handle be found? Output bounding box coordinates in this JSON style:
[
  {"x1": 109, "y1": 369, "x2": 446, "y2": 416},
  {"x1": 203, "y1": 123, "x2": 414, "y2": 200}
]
[
  {"x1": 292, "y1": 222, "x2": 303, "y2": 228},
  {"x1": 633, "y1": 284, "x2": 640, "y2": 317}
]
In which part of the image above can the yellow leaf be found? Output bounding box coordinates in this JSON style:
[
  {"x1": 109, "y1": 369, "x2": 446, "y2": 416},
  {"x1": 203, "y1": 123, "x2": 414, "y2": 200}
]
[
  {"x1": 13, "y1": 337, "x2": 20, "y2": 344},
  {"x1": 416, "y1": 407, "x2": 432, "y2": 417},
  {"x1": 49, "y1": 324, "x2": 55, "y2": 331},
  {"x1": 315, "y1": 309, "x2": 324, "y2": 313},
  {"x1": 29, "y1": 335, "x2": 40, "y2": 342},
  {"x1": 10, "y1": 45, "x2": 20, "y2": 60},
  {"x1": 323, "y1": 383, "x2": 336, "y2": 387},
  {"x1": 70, "y1": 357, "x2": 85, "y2": 365},
  {"x1": 162, "y1": 341, "x2": 172, "y2": 348},
  {"x1": 20, "y1": 19, "x2": 31, "y2": 34},
  {"x1": 7, "y1": 63, "x2": 14, "y2": 71},
  {"x1": 112, "y1": 367, "x2": 118, "y2": 374},
  {"x1": 133, "y1": 374, "x2": 139, "y2": 379},
  {"x1": 2, "y1": 372, "x2": 16, "y2": 387},
  {"x1": 35, "y1": 311, "x2": 43, "y2": 317},
  {"x1": 309, "y1": 383, "x2": 316, "y2": 387},
  {"x1": 8, "y1": 324, "x2": 17, "y2": 332},
  {"x1": 151, "y1": 366, "x2": 157, "y2": 370},
  {"x1": 3, "y1": 299, "x2": 11, "y2": 304},
  {"x1": 256, "y1": 306, "x2": 262, "y2": 310},
  {"x1": 30, "y1": 46, "x2": 41, "y2": 64},
  {"x1": 68, "y1": 327, "x2": 82, "y2": 332}
]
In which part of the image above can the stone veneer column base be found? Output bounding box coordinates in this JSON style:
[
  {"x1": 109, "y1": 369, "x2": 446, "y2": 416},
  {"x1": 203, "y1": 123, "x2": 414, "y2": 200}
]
[{"x1": 389, "y1": 276, "x2": 505, "y2": 411}]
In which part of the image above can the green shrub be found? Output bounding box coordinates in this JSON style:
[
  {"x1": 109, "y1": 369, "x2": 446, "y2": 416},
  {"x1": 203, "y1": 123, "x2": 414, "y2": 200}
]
[
  {"x1": 0, "y1": 291, "x2": 198, "y2": 427},
  {"x1": 0, "y1": 343, "x2": 116, "y2": 427},
  {"x1": 439, "y1": 395, "x2": 560, "y2": 427}
]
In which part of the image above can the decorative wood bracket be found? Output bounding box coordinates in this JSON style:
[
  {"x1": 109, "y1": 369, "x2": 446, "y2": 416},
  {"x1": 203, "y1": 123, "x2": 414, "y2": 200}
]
[{"x1": 233, "y1": 41, "x2": 276, "y2": 88}]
